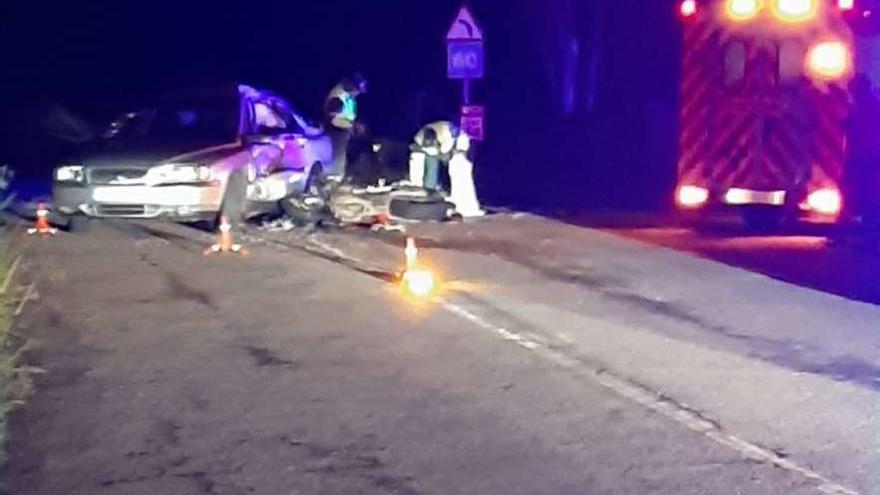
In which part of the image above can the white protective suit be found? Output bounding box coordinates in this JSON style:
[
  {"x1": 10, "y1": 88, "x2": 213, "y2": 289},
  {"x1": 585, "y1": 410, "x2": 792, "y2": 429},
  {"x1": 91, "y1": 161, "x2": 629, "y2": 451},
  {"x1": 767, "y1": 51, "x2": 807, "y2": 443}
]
[{"x1": 408, "y1": 121, "x2": 484, "y2": 217}]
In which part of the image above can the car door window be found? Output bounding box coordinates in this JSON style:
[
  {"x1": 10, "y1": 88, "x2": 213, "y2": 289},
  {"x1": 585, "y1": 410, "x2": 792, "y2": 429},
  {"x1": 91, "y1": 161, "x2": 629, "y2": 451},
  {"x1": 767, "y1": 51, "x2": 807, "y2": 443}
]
[
  {"x1": 253, "y1": 103, "x2": 288, "y2": 135},
  {"x1": 275, "y1": 104, "x2": 306, "y2": 136}
]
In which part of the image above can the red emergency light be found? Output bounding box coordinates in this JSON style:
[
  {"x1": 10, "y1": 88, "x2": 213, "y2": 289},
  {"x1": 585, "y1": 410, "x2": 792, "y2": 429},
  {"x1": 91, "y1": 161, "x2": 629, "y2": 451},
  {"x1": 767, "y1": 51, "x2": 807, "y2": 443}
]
[
  {"x1": 680, "y1": 0, "x2": 698, "y2": 17},
  {"x1": 676, "y1": 185, "x2": 709, "y2": 208},
  {"x1": 806, "y1": 188, "x2": 842, "y2": 216}
]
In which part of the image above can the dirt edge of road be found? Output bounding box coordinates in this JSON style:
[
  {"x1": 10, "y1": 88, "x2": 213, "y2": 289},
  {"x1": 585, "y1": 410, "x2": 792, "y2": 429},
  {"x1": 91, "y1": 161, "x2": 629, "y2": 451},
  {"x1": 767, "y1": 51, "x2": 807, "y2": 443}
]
[{"x1": 0, "y1": 222, "x2": 42, "y2": 488}]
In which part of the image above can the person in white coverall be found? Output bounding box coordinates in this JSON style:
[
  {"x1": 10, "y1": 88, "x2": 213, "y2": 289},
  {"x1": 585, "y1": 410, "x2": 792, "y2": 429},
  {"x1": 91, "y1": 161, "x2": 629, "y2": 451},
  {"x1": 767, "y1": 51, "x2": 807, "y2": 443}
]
[{"x1": 409, "y1": 121, "x2": 484, "y2": 217}]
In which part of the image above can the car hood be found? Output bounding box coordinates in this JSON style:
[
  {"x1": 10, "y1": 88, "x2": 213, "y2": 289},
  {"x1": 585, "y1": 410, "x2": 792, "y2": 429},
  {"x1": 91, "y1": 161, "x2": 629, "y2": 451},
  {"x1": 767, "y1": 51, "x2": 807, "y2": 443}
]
[{"x1": 70, "y1": 139, "x2": 245, "y2": 169}]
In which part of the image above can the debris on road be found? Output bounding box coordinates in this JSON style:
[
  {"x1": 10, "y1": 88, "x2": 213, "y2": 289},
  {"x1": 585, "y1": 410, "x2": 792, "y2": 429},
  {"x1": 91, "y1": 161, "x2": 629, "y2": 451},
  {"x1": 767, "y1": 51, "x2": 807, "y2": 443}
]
[
  {"x1": 371, "y1": 221, "x2": 406, "y2": 233},
  {"x1": 261, "y1": 218, "x2": 297, "y2": 232}
]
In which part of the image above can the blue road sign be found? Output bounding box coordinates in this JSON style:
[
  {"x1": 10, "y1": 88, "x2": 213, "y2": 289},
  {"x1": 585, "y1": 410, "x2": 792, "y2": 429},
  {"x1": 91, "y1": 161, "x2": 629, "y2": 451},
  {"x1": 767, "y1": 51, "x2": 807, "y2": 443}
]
[{"x1": 447, "y1": 41, "x2": 485, "y2": 80}]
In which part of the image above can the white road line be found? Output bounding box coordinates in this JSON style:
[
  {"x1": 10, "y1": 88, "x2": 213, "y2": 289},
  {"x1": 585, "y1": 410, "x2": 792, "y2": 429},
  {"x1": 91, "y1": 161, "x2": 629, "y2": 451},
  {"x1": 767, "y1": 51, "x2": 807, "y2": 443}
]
[
  {"x1": 257, "y1": 232, "x2": 857, "y2": 495},
  {"x1": 441, "y1": 300, "x2": 859, "y2": 495},
  {"x1": 13, "y1": 283, "x2": 36, "y2": 317},
  {"x1": 0, "y1": 255, "x2": 21, "y2": 295},
  {"x1": 443, "y1": 302, "x2": 540, "y2": 350}
]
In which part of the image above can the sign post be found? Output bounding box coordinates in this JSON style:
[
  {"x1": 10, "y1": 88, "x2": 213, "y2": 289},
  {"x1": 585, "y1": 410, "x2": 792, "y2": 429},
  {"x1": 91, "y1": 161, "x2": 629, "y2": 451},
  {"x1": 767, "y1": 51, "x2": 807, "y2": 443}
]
[{"x1": 447, "y1": 6, "x2": 485, "y2": 140}]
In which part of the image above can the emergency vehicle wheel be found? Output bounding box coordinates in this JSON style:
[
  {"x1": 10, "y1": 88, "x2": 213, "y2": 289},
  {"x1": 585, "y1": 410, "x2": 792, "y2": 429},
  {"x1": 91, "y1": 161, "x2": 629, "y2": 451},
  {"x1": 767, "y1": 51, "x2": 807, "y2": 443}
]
[{"x1": 741, "y1": 208, "x2": 784, "y2": 231}]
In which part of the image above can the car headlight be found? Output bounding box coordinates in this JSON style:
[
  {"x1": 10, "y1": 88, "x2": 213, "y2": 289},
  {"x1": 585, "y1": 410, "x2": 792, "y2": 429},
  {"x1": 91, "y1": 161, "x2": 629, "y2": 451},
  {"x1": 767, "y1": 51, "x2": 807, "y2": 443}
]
[
  {"x1": 55, "y1": 165, "x2": 85, "y2": 182},
  {"x1": 195, "y1": 165, "x2": 212, "y2": 181}
]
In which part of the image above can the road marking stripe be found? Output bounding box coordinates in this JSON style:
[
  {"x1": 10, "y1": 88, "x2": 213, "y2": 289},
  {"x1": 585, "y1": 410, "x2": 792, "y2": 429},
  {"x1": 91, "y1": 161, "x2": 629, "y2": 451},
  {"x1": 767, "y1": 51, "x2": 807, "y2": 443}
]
[
  {"x1": 13, "y1": 283, "x2": 36, "y2": 317},
  {"x1": 248, "y1": 230, "x2": 858, "y2": 495},
  {"x1": 0, "y1": 255, "x2": 22, "y2": 295},
  {"x1": 443, "y1": 303, "x2": 539, "y2": 350},
  {"x1": 441, "y1": 300, "x2": 859, "y2": 495}
]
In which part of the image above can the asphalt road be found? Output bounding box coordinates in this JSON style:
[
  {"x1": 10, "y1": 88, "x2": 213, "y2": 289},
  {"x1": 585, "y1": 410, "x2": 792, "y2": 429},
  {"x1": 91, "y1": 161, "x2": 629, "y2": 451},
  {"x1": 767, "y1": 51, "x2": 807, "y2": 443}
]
[
  {"x1": 564, "y1": 212, "x2": 880, "y2": 306},
  {"x1": 6, "y1": 214, "x2": 879, "y2": 494}
]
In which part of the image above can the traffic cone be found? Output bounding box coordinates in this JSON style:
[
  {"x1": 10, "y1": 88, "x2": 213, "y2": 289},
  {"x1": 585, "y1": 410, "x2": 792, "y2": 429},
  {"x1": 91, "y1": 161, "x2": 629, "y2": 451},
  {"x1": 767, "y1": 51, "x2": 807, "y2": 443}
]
[
  {"x1": 27, "y1": 204, "x2": 58, "y2": 236},
  {"x1": 204, "y1": 216, "x2": 245, "y2": 255}
]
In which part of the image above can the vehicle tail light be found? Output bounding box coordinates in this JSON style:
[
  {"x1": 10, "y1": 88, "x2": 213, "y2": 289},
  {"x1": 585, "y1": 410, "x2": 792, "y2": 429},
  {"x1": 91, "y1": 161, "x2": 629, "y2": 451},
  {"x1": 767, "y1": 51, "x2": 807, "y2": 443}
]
[
  {"x1": 807, "y1": 188, "x2": 842, "y2": 215},
  {"x1": 726, "y1": 0, "x2": 760, "y2": 21},
  {"x1": 680, "y1": 0, "x2": 698, "y2": 17},
  {"x1": 773, "y1": 0, "x2": 818, "y2": 22},
  {"x1": 677, "y1": 185, "x2": 709, "y2": 208},
  {"x1": 839, "y1": 0, "x2": 855, "y2": 10},
  {"x1": 807, "y1": 41, "x2": 851, "y2": 80}
]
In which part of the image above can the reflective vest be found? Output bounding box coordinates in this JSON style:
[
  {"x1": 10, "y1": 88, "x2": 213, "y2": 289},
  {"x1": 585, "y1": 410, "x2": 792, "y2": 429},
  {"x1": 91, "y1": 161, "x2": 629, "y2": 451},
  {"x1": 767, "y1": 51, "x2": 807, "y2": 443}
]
[{"x1": 325, "y1": 84, "x2": 358, "y2": 130}]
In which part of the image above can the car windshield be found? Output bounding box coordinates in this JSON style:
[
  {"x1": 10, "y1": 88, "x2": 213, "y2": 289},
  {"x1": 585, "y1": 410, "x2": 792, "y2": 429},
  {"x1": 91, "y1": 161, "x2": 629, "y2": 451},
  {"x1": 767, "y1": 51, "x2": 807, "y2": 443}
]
[{"x1": 103, "y1": 97, "x2": 239, "y2": 144}]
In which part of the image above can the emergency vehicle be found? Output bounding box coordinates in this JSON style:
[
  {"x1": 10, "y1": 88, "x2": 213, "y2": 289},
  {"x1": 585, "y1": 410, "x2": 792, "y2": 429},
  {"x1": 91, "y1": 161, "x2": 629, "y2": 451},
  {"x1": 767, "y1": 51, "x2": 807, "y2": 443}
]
[{"x1": 675, "y1": 0, "x2": 879, "y2": 227}]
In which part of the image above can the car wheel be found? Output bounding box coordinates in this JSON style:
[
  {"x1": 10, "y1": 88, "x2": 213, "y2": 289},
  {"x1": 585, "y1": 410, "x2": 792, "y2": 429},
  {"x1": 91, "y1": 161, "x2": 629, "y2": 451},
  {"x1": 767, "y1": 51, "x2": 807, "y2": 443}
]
[
  {"x1": 304, "y1": 162, "x2": 326, "y2": 195},
  {"x1": 389, "y1": 197, "x2": 453, "y2": 222},
  {"x1": 219, "y1": 170, "x2": 247, "y2": 228}
]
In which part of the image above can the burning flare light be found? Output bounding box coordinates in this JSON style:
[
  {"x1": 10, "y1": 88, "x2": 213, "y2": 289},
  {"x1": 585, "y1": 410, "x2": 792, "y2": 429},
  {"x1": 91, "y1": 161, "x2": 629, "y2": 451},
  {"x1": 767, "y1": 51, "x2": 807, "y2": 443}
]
[{"x1": 401, "y1": 238, "x2": 437, "y2": 299}]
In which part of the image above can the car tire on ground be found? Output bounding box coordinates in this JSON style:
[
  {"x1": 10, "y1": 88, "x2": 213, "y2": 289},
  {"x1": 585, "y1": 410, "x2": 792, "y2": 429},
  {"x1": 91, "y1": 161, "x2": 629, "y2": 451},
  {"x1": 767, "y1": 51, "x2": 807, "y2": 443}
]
[{"x1": 389, "y1": 197, "x2": 453, "y2": 222}]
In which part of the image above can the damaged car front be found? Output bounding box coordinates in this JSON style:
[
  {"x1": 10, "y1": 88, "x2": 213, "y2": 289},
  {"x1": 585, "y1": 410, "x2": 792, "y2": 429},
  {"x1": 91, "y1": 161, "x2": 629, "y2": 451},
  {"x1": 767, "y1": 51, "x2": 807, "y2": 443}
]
[{"x1": 53, "y1": 85, "x2": 332, "y2": 230}]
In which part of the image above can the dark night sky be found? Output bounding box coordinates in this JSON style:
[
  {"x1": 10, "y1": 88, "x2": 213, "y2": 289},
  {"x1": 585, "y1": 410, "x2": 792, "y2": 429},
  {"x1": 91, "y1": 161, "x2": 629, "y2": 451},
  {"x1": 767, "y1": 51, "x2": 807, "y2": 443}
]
[{"x1": 1, "y1": 0, "x2": 682, "y2": 208}]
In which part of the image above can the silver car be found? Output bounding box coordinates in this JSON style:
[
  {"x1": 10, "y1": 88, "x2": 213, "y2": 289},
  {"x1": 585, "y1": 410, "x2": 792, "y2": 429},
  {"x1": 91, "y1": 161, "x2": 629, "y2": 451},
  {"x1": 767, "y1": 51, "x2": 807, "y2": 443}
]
[{"x1": 53, "y1": 84, "x2": 332, "y2": 229}]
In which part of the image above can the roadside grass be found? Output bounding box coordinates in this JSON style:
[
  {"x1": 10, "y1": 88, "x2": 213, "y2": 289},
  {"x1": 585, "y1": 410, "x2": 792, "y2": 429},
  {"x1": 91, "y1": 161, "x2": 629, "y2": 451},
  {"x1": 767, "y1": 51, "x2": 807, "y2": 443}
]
[{"x1": 0, "y1": 227, "x2": 34, "y2": 472}]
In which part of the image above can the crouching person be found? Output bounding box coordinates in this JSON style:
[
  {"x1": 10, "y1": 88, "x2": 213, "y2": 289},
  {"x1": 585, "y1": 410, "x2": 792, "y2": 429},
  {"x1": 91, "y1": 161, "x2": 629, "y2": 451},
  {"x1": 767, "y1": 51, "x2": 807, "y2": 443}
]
[{"x1": 408, "y1": 121, "x2": 484, "y2": 217}]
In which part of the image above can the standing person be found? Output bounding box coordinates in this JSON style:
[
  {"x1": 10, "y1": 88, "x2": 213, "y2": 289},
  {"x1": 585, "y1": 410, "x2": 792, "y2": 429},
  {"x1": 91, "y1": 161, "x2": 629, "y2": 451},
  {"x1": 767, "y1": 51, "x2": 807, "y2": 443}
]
[
  {"x1": 408, "y1": 121, "x2": 484, "y2": 217},
  {"x1": 324, "y1": 73, "x2": 367, "y2": 180},
  {"x1": 839, "y1": 75, "x2": 880, "y2": 246}
]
